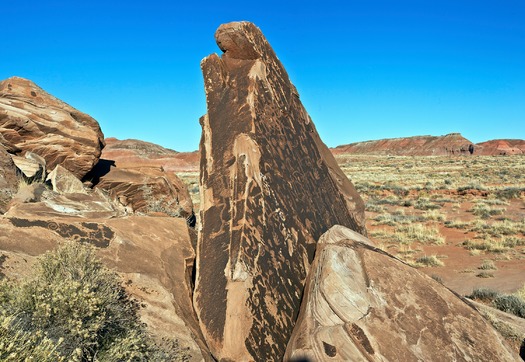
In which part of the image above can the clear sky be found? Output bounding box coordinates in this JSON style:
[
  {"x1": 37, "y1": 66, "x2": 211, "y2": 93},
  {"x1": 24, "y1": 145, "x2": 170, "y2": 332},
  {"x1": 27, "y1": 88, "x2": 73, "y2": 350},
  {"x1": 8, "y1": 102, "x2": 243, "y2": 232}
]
[{"x1": 2, "y1": 1, "x2": 524, "y2": 151}]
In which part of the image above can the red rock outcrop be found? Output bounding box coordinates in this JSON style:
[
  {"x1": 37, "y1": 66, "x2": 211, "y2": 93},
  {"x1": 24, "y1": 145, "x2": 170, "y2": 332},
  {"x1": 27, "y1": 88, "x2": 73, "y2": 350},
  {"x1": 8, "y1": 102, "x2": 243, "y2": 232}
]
[
  {"x1": 285, "y1": 225, "x2": 519, "y2": 361},
  {"x1": 0, "y1": 145, "x2": 17, "y2": 213},
  {"x1": 475, "y1": 139, "x2": 525, "y2": 155},
  {"x1": 194, "y1": 21, "x2": 366, "y2": 361},
  {"x1": 0, "y1": 76, "x2": 105, "y2": 179},
  {"x1": 332, "y1": 133, "x2": 475, "y2": 156}
]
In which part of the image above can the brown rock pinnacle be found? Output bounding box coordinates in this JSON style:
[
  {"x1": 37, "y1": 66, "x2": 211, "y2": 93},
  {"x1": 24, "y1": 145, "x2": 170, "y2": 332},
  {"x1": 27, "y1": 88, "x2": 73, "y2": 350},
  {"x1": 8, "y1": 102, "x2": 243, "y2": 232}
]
[{"x1": 194, "y1": 21, "x2": 366, "y2": 361}]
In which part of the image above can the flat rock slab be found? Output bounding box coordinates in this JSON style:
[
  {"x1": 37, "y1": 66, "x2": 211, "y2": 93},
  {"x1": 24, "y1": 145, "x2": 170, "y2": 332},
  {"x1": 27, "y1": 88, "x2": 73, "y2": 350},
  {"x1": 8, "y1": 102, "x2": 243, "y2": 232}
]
[
  {"x1": 285, "y1": 225, "x2": 519, "y2": 361},
  {"x1": 194, "y1": 21, "x2": 366, "y2": 361},
  {"x1": 0, "y1": 76, "x2": 104, "y2": 179}
]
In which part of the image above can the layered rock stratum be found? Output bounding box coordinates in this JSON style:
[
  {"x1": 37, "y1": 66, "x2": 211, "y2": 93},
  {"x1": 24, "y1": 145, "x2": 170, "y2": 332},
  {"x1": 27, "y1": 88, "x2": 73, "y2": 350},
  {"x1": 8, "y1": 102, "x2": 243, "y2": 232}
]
[
  {"x1": 87, "y1": 138, "x2": 195, "y2": 224},
  {"x1": 102, "y1": 137, "x2": 199, "y2": 172},
  {"x1": 194, "y1": 21, "x2": 366, "y2": 361},
  {"x1": 285, "y1": 225, "x2": 519, "y2": 361},
  {"x1": 332, "y1": 133, "x2": 475, "y2": 156},
  {"x1": 0, "y1": 77, "x2": 105, "y2": 179},
  {"x1": 476, "y1": 139, "x2": 525, "y2": 155}
]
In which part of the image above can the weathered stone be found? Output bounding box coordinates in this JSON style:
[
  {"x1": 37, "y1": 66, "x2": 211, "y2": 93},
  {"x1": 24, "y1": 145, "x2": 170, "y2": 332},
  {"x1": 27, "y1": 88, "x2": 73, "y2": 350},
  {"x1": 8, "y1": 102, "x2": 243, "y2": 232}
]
[
  {"x1": 0, "y1": 145, "x2": 18, "y2": 213},
  {"x1": 11, "y1": 154, "x2": 45, "y2": 181},
  {"x1": 92, "y1": 163, "x2": 194, "y2": 222},
  {"x1": 0, "y1": 76, "x2": 105, "y2": 179},
  {"x1": 194, "y1": 21, "x2": 366, "y2": 361},
  {"x1": 6, "y1": 187, "x2": 125, "y2": 220},
  {"x1": 47, "y1": 165, "x2": 86, "y2": 194},
  {"x1": 284, "y1": 225, "x2": 519, "y2": 361},
  {"x1": 0, "y1": 194, "x2": 212, "y2": 361}
]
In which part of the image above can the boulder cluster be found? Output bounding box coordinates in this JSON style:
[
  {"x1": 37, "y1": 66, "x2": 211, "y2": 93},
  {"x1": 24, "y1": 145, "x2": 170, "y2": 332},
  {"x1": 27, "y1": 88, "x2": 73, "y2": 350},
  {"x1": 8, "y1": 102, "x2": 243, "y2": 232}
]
[{"x1": 0, "y1": 21, "x2": 520, "y2": 361}]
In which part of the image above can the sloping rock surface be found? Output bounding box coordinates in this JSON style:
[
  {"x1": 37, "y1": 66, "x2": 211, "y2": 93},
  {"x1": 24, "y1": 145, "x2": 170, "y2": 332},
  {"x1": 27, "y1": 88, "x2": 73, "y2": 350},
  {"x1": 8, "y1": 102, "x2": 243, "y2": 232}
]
[
  {"x1": 285, "y1": 225, "x2": 519, "y2": 361},
  {"x1": 194, "y1": 21, "x2": 366, "y2": 361},
  {"x1": 476, "y1": 139, "x2": 525, "y2": 155},
  {"x1": 0, "y1": 145, "x2": 17, "y2": 213},
  {"x1": 0, "y1": 193, "x2": 211, "y2": 361},
  {"x1": 332, "y1": 133, "x2": 475, "y2": 156},
  {"x1": 0, "y1": 76, "x2": 104, "y2": 179}
]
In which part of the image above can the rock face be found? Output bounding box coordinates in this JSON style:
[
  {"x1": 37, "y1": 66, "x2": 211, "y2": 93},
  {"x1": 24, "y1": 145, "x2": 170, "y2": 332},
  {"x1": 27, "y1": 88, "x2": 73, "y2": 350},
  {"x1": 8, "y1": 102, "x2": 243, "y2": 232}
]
[
  {"x1": 194, "y1": 21, "x2": 366, "y2": 361},
  {"x1": 0, "y1": 76, "x2": 105, "y2": 179},
  {"x1": 0, "y1": 191, "x2": 212, "y2": 361},
  {"x1": 285, "y1": 225, "x2": 519, "y2": 361},
  {"x1": 0, "y1": 145, "x2": 17, "y2": 213},
  {"x1": 332, "y1": 133, "x2": 475, "y2": 156}
]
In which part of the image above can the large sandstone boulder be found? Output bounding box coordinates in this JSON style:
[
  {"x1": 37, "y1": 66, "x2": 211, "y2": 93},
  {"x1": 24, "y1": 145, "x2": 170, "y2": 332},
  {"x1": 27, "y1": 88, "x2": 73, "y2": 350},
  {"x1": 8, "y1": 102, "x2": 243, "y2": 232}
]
[
  {"x1": 0, "y1": 76, "x2": 105, "y2": 179},
  {"x1": 284, "y1": 225, "x2": 519, "y2": 361},
  {"x1": 0, "y1": 145, "x2": 17, "y2": 213},
  {"x1": 0, "y1": 193, "x2": 211, "y2": 361},
  {"x1": 194, "y1": 21, "x2": 366, "y2": 361}
]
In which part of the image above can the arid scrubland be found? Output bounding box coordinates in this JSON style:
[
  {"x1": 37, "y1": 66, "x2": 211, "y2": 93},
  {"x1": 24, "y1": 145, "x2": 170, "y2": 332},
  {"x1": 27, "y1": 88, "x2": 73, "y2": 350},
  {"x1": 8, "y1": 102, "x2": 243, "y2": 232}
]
[
  {"x1": 180, "y1": 154, "x2": 525, "y2": 296},
  {"x1": 336, "y1": 154, "x2": 525, "y2": 296}
]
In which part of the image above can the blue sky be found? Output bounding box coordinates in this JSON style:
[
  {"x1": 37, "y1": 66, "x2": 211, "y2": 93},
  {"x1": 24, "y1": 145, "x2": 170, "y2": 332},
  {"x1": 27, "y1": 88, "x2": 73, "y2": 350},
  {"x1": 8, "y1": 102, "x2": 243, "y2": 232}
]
[{"x1": 2, "y1": 1, "x2": 524, "y2": 151}]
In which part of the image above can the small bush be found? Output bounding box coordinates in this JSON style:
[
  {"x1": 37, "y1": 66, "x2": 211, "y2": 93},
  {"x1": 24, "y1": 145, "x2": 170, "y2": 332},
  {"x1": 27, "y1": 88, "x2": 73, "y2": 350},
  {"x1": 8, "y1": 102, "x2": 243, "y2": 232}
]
[
  {"x1": 0, "y1": 242, "x2": 190, "y2": 361},
  {"x1": 470, "y1": 203, "x2": 505, "y2": 219},
  {"x1": 415, "y1": 255, "x2": 444, "y2": 267},
  {"x1": 495, "y1": 187, "x2": 524, "y2": 200},
  {"x1": 414, "y1": 198, "x2": 441, "y2": 210},
  {"x1": 476, "y1": 271, "x2": 495, "y2": 278},
  {"x1": 479, "y1": 260, "x2": 497, "y2": 270},
  {"x1": 493, "y1": 295, "x2": 525, "y2": 318},
  {"x1": 394, "y1": 224, "x2": 445, "y2": 245},
  {"x1": 469, "y1": 288, "x2": 500, "y2": 302}
]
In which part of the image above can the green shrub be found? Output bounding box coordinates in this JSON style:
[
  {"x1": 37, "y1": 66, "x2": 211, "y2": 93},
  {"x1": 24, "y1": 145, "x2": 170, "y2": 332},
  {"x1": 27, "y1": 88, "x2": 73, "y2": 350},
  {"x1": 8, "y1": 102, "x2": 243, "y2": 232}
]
[
  {"x1": 470, "y1": 202, "x2": 505, "y2": 219},
  {"x1": 469, "y1": 288, "x2": 500, "y2": 302},
  {"x1": 415, "y1": 255, "x2": 444, "y2": 267},
  {"x1": 479, "y1": 259, "x2": 497, "y2": 270},
  {"x1": 493, "y1": 295, "x2": 525, "y2": 318},
  {"x1": 0, "y1": 242, "x2": 190, "y2": 361},
  {"x1": 495, "y1": 187, "x2": 524, "y2": 200}
]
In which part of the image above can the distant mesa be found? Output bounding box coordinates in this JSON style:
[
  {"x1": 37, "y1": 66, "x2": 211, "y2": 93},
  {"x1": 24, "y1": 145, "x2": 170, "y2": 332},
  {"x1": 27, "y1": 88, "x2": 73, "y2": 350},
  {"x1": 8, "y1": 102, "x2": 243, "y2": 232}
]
[
  {"x1": 331, "y1": 133, "x2": 525, "y2": 157},
  {"x1": 332, "y1": 133, "x2": 475, "y2": 156}
]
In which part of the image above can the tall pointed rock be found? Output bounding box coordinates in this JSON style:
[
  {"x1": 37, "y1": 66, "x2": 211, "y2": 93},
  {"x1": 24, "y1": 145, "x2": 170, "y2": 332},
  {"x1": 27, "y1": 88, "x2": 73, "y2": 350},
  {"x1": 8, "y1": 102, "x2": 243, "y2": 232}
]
[{"x1": 194, "y1": 21, "x2": 366, "y2": 361}]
